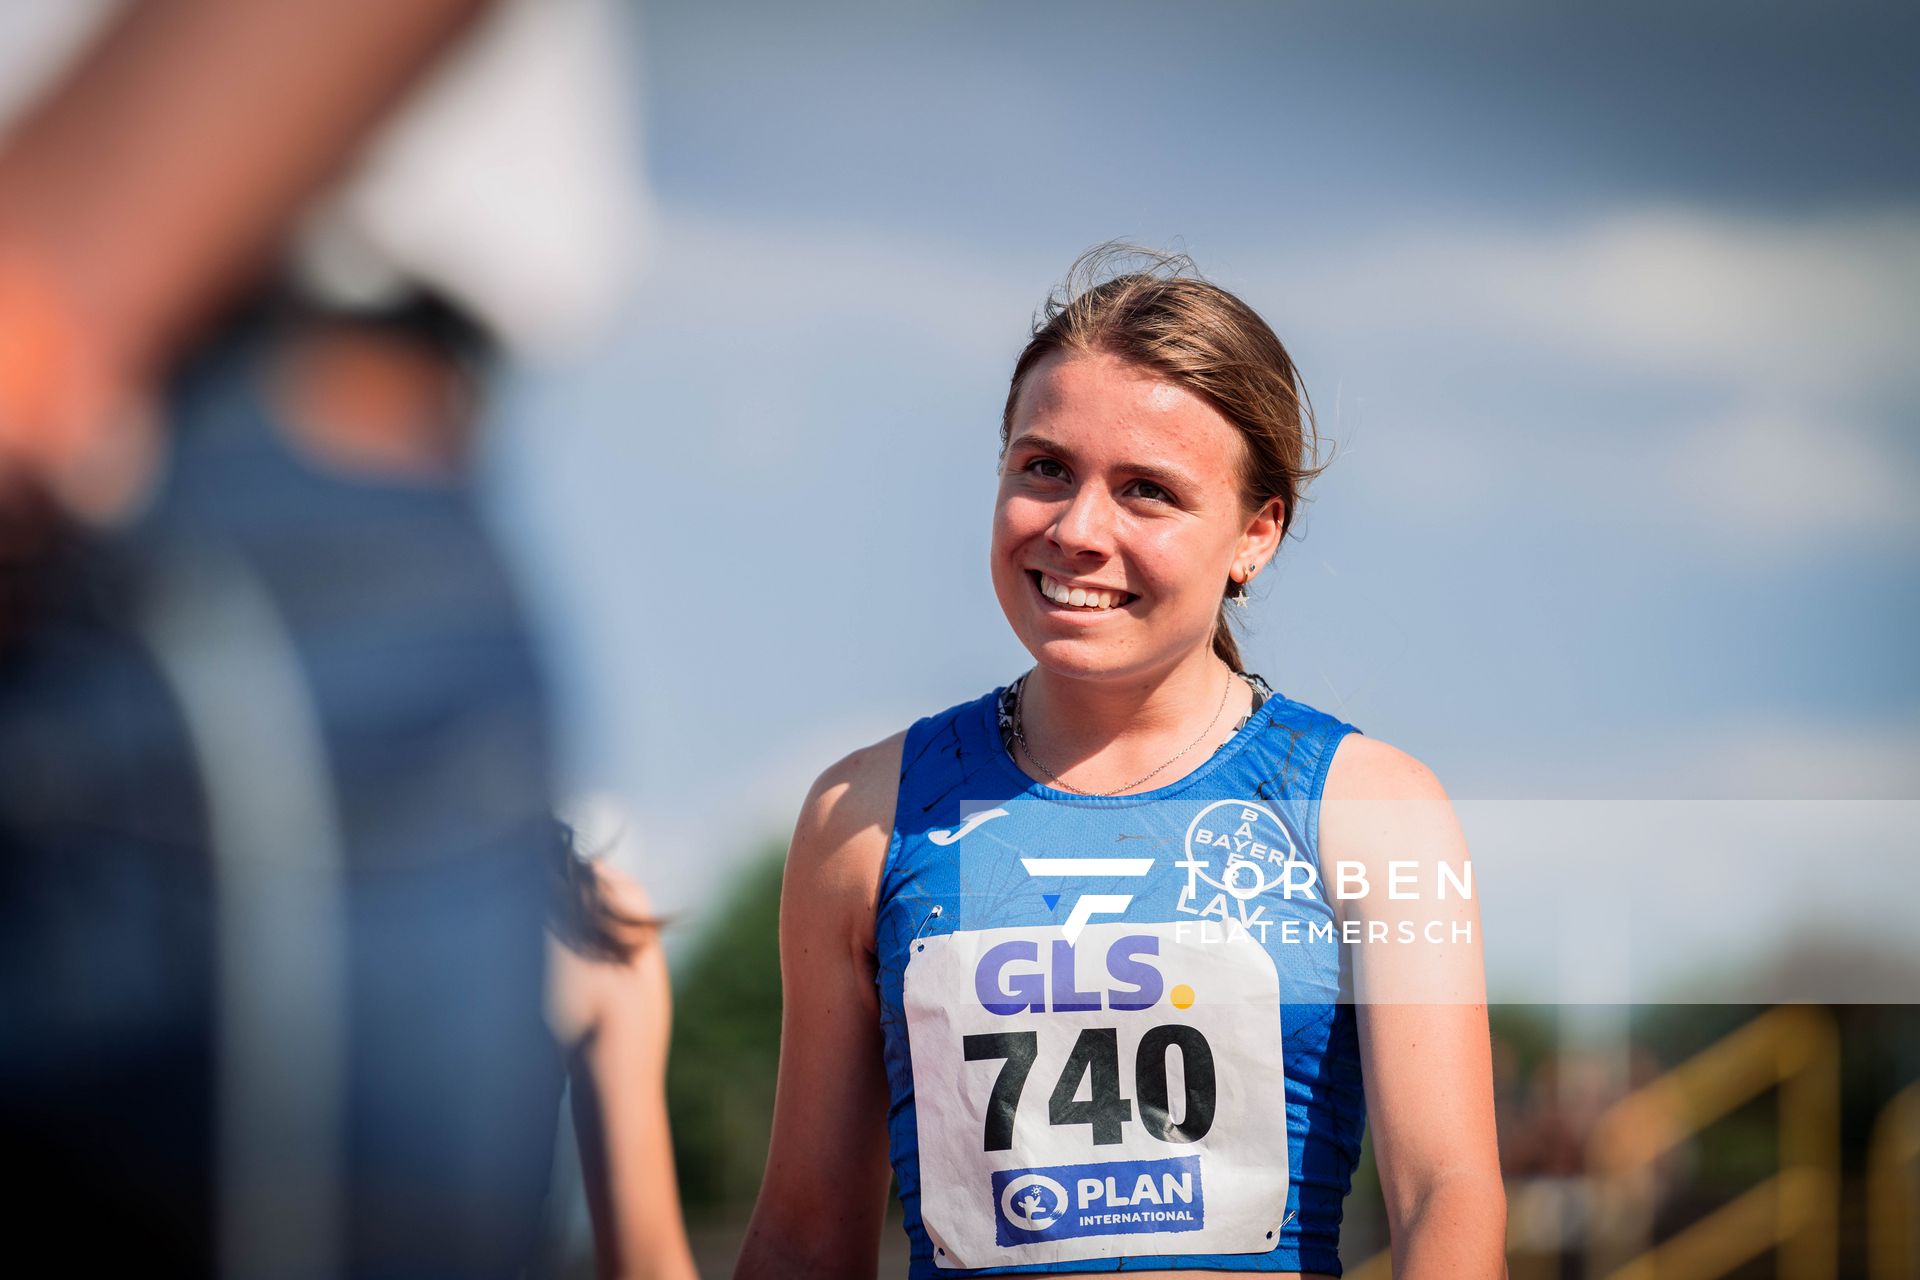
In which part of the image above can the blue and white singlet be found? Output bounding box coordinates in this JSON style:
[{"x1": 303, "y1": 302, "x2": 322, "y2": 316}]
[{"x1": 875, "y1": 678, "x2": 1366, "y2": 1276}]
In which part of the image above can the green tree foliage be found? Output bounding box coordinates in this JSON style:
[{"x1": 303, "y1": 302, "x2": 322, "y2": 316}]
[{"x1": 666, "y1": 842, "x2": 787, "y2": 1217}]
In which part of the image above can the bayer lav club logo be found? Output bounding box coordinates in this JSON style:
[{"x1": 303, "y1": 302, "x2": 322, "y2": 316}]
[{"x1": 991, "y1": 1156, "x2": 1204, "y2": 1246}]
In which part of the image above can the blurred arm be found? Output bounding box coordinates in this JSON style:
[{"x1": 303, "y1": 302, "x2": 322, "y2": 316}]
[
  {"x1": 0, "y1": 0, "x2": 492, "y2": 399},
  {"x1": 1324, "y1": 734, "x2": 1508, "y2": 1278},
  {"x1": 550, "y1": 869, "x2": 700, "y2": 1280},
  {"x1": 733, "y1": 734, "x2": 904, "y2": 1280}
]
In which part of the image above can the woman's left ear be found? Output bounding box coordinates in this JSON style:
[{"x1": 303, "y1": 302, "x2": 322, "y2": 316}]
[{"x1": 1236, "y1": 498, "x2": 1285, "y2": 581}]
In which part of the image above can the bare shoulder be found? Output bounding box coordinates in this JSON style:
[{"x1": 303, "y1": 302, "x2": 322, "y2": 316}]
[
  {"x1": 797, "y1": 730, "x2": 907, "y2": 836},
  {"x1": 783, "y1": 730, "x2": 908, "y2": 945},
  {"x1": 591, "y1": 859, "x2": 659, "y2": 930},
  {"x1": 1319, "y1": 733, "x2": 1467, "y2": 881},
  {"x1": 1323, "y1": 732, "x2": 1450, "y2": 806},
  {"x1": 545, "y1": 860, "x2": 669, "y2": 1051},
  {"x1": 740, "y1": 732, "x2": 908, "y2": 1275},
  {"x1": 1321, "y1": 735, "x2": 1484, "y2": 1003}
]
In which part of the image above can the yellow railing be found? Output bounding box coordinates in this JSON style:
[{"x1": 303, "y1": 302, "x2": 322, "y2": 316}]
[
  {"x1": 1343, "y1": 1005, "x2": 1844, "y2": 1280},
  {"x1": 1584, "y1": 1005, "x2": 1839, "y2": 1280},
  {"x1": 1869, "y1": 1080, "x2": 1920, "y2": 1280}
]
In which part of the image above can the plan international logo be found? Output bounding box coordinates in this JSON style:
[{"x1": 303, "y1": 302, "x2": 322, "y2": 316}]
[{"x1": 991, "y1": 1155, "x2": 1204, "y2": 1246}]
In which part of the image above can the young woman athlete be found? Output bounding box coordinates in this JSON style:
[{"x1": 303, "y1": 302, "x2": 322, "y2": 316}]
[{"x1": 737, "y1": 250, "x2": 1505, "y2": 1278}]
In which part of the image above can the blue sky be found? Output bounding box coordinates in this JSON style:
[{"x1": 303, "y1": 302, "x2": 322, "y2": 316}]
[{"x1": 485, "y1": 0, "x2": 1919, "y2": 1001}]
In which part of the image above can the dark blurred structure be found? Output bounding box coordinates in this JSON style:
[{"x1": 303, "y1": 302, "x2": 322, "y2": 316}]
[
  {"x1": 0, "y1": 311, "x2": 561, "y2": 1274},
  {"x1": 0, "y1": 1, "x2": 642, "y2": 1274}
]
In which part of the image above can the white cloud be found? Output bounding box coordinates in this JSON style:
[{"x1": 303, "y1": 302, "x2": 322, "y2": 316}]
[
  {"x1": 1662, "y1": 404, "x2": 1919, "y2": 543},
  {"x1": 632, "y1": 207, "x2": 1040, "y2": 361},
  {"x1": 633, "y1": 201, "x2": 1920, "y2": 432},
  {"x1": 1253, "y1": 206, "x2": 1920, "y2": 547},
  {"x1": 1654, "y1": 714, "x2": 1920, "y2": 801},
  {"x1": 1296, "y1": 206, "x2": 1920, "y2": 397},
  {"x1": 1451, "y1": 712, "x2": 1920, "y2": 803}
]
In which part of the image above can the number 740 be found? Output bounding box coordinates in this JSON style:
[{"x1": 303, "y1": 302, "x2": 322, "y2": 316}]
[{"x1": 961, "y1": 1025, "x2": 1216, "y2": 1152}]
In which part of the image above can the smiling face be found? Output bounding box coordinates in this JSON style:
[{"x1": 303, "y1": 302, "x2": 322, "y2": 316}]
[{"x1": 991, "y1": 349, "x2": 1282, "y2": 685}]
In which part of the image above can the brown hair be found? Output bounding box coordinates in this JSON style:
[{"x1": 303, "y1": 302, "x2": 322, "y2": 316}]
[
  {"x1": 1000, "y1": 245, "x2": 1326, "y2": 673},
  {"x1": 548, "y1": 822, "x2": 663, "y2": 963}
]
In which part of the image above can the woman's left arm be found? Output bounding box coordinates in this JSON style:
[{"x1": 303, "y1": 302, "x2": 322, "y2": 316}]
[{"x1": 1321, "y1": 734, "x2": 1507, "y2": 1278}]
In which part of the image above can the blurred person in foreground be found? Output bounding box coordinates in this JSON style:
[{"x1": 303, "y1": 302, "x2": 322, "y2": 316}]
[
  {"x1": 737, "y1": 249, "x2": 1505, "y2": 1279},
  {"x1": 0, "y1": 1, "x2": 692, "y2": 1275}
]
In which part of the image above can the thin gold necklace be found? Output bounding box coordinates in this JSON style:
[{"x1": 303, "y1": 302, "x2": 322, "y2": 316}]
[{"x1": 1012, "y1": 664, "x2": 1236, "y2": 796}]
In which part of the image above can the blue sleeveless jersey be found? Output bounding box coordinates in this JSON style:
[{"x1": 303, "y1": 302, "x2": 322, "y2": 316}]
[{"x1": 876, "y1": 684, "x2": 1366, "y2": 1277}]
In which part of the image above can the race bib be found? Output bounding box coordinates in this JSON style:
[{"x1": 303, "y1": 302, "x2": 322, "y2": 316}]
[{"x1": 904, "y1": 921, "x2": 1290, "y2": 1269}]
